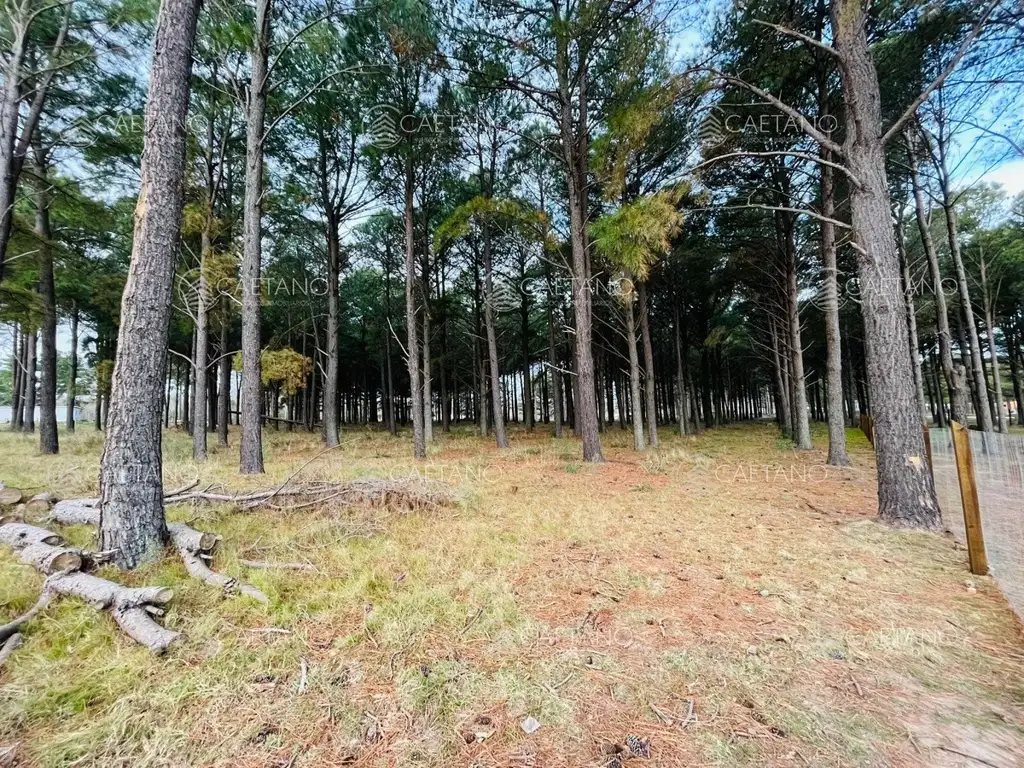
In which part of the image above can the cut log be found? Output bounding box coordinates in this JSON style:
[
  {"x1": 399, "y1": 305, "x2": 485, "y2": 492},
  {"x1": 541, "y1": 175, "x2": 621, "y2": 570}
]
[
  {"x1": 18, "y1": 543, "x2": 82, "y2": 574},
  {"x1": 50, "y1": 499, "x2": 100, "y2": 526},
  {"x1": 167, "y1": 521, "x2": 219, "y2": 553},
  {"x1": 47, "y1": 571, "x2": 173, "y2": 609},
  {"x1": 168, "y1": 522, "x2": 267, "y2": 603},
  {"x1": 25, "y1": 498, "x2": 53, "y2": 516},
  {"x1": 2, "y1": 518, "x2": 180, "y2": 654},
  {"x1": 47, "y1": 571, "x2": 179, "y2": 653},
  {"x1": 0, "y1": 488, "x2": 23, "y2": 507},
  {"x1": 0, "y1": 522, "x2": 64, "y2": 548}
]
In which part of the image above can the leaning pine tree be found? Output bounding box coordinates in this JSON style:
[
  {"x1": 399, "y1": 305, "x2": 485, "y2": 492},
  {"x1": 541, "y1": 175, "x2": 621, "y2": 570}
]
[{"x1": 98, "y1": 0, "x2": 202, "y2": 568}]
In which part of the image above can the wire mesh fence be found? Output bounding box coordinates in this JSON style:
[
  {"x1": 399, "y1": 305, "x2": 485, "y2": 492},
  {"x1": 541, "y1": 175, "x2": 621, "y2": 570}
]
[{"x1": 931, "y1": 427, "x2": 1024, "y2": 618}]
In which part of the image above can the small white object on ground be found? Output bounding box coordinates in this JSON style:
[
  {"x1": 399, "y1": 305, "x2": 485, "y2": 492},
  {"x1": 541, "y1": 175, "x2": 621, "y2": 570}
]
[{"x1": 521, "y1": 716, "x2": 541, "y2": 734}]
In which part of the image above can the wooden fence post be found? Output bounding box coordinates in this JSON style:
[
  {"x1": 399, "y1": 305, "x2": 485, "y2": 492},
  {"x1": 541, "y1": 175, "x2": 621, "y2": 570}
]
[{"x1": 951, "y1": 422, "x2": 988, "y2": 576}]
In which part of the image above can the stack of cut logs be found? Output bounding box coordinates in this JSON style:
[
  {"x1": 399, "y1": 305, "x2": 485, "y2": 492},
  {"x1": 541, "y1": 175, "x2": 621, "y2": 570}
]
[{"x1": 0, "y1": 484, "x2": 265, "y2": 663}]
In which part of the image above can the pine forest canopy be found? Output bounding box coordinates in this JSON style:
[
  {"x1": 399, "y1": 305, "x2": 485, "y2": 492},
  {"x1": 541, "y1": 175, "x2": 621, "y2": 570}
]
[{"x1": 0, "y1": 0, "x2": 1022, "y2": 566}]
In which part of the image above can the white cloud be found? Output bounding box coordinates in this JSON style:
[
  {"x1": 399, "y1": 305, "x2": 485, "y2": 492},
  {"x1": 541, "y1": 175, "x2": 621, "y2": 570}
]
[{"x1": 978, "y1": 158, "x2": 1024, "y2": 196}]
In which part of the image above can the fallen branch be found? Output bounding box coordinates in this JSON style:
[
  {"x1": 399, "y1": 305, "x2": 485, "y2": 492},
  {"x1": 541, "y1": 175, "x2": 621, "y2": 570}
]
[
  {"x1": 0, "y1": 591, "x2": 52, "y2": 644},
  {"x1": 0, "y1": 520, "x2": 180, "y2": 654},
  {"x1": 166, "y1": 477, "x2": 455, "y2": 513},
  {"x1": 46, "y1": 571, "x2": 179, "y2": 653},
  {"x1": 168, "y1": 522, "x2": 268, "y2": 603},
  {"x1": 239, "y1": 559, "x2": 316, "y2": 572},
  {"x1": 0, "y1": 633, "x2": 23, "y2": 668}
]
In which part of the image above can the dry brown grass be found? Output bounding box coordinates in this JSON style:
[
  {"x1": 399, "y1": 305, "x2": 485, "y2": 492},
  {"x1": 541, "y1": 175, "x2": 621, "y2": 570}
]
[{"x1": 1, "y1": 421, "x2": 1023, "y2": 767}]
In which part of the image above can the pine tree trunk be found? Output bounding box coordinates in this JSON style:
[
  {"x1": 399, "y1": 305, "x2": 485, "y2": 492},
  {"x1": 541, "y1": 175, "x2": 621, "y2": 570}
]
[
  {"x1": 833, "y1": 0, "x2": 939, "y2": 528},
  {"x1": 67, "y1": 306, "x2": 78, "y2": 431},
  {"x1": 820, "y1": 160, "x2": 849, "y2": 464},
  {"x1": 404, "y1": 154, "x2": 425, "y2": 459},
  {"x1": 1007, "y1": 323, "x2": 1024, "y2": 426},
  {"x1": 782, "y1": 215, "x2": 812, "y2": 449},
  {"x1": 938, "y1": 134, "x2": 992, "y2": 432},
  {"x1": 979, "y1": 256, "x2": 1008, "y2": 432},
  {"x1": 239, "y1": 0, "x2": 271, "y2": 474},
  {"x1": 422, "y1": 279, "x2": 433, "y2": 444},
  {"x1": 483, "y1": 219, "x2": 509, "y2": 449},
  {"x1": 907, "y1": 136, "x2": 964, "y2": 423},
  {"x1": 625, "y1": 299, "x2": 645, "y2": 451},
  {"x1": 217, "y1": 320, "x2": 230, "y2": 447},
  {"x1": 897, "y1": 216, "x2": 926, "y2": 418},
  {"x1": 548, "y1": 302, "x2": 563, "y2": 438},
  {"x1": 637, "y1": 281, "x2": 658, "y2": 447},
  {"x1": 22, "y1": 329, "x2": 36, "y2": 432},
  {"x1": 98, "y1": 0, "x2": 201, "y2": 569},
  {"x1": 521, "y1": 282, "x2": 534, "y2": 430},
  {"x1": 324, "y1": 221, "x2": 340, "y2": 446},
  {"x1": 673, "y1": 299, "x2": 687, "y2": 436},
  {"x1": 11, "y1": 325, "x2": 22, "y2": 430},
  {"x1": 192, "y1": 227, "x2": 210, "y2": 460},
  {"x1": 557, "y1": 49, "x2": 602, "y2": 462},
  {"x1": 33, "y1": 147, "x2": 57, "y2": 454}
]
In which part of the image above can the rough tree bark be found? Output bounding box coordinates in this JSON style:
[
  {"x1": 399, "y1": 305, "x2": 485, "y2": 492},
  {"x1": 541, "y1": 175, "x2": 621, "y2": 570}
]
[
  {"x1": 22, "y1": 329, "x2": 36, "y2": 432},
  {"x1": 67, "y1": 305, "x2": 78, "y2": 431},
  {"x1": 907, "y1": 133, "x2": 966, "y2": 423},
  {"x1": 483, "y1": 218, "x2": 509, "y2": 449},
  {"x1": 97, "y1": 0, "x2": 201, "y2": 568},
  {"x1": 936, "y1": 127, "x2": 992, "y2": 432},
  {"x1": 33, "y1": 145, "x2": 57, "y2": 454},
  {"x1": 557, "y1": 35, "x2": 602, "y2": 462},
  {"x1": 624, "y1": 295, "x2": 645, "y2": 451},
  {"x1": 404, "y1": 154, "x2": 425, "y2": 459},
  {"x1": 239, "y1": 0, "x2": 272, "y2": 474},
  {"x1": 832, "y1": 0, "x2": 939, "y2": 527},
  {"x1": 638, "y1": 281, "x2": 658, "y2": 448},
  {"x1": 820, "y1": 157, "x2": 850, "y2": 465}
]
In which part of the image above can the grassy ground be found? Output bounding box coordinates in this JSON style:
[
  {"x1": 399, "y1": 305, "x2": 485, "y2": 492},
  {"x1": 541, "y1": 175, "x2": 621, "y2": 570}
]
[{"x1": 1, "y1": 421, "x2": 1023, "y2": 767}]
